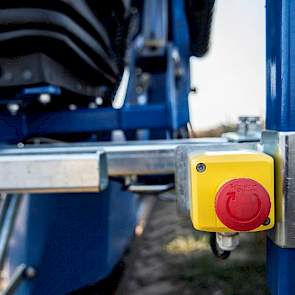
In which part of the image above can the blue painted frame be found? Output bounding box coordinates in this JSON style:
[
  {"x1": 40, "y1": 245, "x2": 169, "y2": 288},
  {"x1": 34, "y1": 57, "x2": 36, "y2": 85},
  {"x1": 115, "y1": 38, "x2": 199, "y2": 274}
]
[
  {"x1": 1, "y1": 1, "x2": 192, "y2": 294},
  {"x1": 266, "y1": 0, "x2": 295, "y2": 294},
  {"x1": 266, "y1": 0, "x2": 295, "y2": 131},
  {"x1": 0, "y1": 1, "x2": 190, "y2": 144}
]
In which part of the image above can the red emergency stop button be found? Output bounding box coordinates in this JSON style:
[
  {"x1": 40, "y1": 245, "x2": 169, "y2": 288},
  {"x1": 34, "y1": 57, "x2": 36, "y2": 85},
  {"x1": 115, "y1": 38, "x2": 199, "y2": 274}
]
[{"x1": 215, "y1": 178, "x2": 271, "y2": 231}]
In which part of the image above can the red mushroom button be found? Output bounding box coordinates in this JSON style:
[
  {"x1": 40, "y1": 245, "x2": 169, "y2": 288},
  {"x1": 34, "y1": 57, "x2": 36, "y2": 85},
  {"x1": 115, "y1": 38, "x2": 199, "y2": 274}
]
[{"x1": 215, "y1": 178, "x2": 271, "y2": 231}]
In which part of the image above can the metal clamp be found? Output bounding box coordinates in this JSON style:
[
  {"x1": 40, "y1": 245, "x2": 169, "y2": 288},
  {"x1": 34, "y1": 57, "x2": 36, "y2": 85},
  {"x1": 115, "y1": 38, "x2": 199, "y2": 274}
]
[
  {"x1": 223, "y1": 116, "x2": 262, "y2": 142},
  {"x1": 262, "y1": 131, "x2": 295, "y2": 248}
]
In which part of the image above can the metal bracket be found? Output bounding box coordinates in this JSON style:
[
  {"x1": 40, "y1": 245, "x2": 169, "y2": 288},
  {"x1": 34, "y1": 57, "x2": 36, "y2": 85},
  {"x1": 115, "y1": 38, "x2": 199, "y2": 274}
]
[
  {"x1": 262, "y1": 131, "x2": 295, "y2": 248},
  {"x1": 222, "y1": 116, "x2": 262, "y2": 143},
  {"x1": 0, "y1": 151, "x2": 108, "y2": 193}
]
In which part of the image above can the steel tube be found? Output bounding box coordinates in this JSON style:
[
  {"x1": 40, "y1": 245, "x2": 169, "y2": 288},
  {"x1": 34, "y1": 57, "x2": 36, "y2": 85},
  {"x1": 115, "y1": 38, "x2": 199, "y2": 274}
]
[{"x1": 0, "y1": 138, "x2": 241, "y2": 194}]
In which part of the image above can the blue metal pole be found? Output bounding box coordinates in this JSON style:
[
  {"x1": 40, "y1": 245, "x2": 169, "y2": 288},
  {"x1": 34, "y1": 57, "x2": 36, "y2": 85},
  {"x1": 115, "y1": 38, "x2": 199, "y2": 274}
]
[
  {"x1": 266, "y1": 0, "x2": 295, "y2": 294},
  {"x1": 266, "y1": 0, "x2": 295, "y2": 131}
]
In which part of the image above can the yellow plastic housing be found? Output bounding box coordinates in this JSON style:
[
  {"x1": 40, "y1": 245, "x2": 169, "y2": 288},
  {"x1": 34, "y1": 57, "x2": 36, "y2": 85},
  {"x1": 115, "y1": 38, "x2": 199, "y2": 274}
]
[{"x1": 189, "y1": 151, "x2": 274, "y2": 232}]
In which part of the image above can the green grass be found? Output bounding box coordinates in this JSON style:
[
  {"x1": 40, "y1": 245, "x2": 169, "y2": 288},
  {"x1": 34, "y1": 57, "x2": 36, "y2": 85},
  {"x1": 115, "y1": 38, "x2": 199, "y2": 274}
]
[
  {"x1": 164, "y1": 232, "x2": 269, "y2": 295},
  {"x1": 178, "y1": 255, "x2": 268, "y2": 295}
]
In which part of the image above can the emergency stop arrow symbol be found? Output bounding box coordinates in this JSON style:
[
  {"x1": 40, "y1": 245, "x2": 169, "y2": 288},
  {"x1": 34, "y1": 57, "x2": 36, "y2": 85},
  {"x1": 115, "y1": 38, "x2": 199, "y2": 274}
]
[{"x1": 226, "y1": 192, "x2": 261, "y2": 222}]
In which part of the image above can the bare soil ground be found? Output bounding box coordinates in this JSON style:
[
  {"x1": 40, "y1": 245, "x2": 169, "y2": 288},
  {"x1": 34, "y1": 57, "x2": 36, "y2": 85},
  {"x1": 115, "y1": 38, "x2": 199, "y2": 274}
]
[{"x1": 117, "y1": 197, "x2": 269, "y2": 295}]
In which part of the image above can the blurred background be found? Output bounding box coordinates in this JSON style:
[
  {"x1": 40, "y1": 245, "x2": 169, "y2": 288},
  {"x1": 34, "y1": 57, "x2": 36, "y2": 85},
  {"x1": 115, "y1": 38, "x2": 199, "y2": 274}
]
[
  {"x1": 190, "y1": 0, "x2": 265, "y2": 131},
  {"x1": 0, "y1": 1, "x2": 269, "y2": 294},
  {"x1": 118, "y1": 2, "x2": 269, "y2": 295}
]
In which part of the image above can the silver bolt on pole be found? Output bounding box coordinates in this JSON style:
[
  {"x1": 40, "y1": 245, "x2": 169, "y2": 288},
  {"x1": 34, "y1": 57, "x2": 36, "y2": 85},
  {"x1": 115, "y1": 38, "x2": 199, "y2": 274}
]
[
  {"x1": 24, "y1": 267, "x2": 36, "y2": 279},
  {"x1": 7, "y1": 104, "x2": 19, "y2": 116},
  {"x1": 38, "y1": 94, "x2": 51, "y2": 105}
]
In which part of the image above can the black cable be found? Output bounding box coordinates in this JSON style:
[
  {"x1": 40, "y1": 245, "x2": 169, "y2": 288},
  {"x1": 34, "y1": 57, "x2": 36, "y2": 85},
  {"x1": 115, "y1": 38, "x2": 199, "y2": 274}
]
[{"x1": 209, "y1": 232, "x2": 231, "y2": 260}]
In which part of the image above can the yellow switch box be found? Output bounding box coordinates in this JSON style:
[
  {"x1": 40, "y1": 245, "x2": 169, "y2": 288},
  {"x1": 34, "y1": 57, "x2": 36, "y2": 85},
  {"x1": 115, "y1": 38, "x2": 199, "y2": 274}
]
[{"x1": 189, "y1": 151, "x2": 274, "y2": 232}]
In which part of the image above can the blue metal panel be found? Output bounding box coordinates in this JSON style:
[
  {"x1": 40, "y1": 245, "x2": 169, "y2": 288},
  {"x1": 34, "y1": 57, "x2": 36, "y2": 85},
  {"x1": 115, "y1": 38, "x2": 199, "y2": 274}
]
[
  {"x1": 21, "y1": 86, "x2": 61, "y2": 97},
  {"x1": 7, "y1": 181, "x2": 138, "y2": 294},
  {"x1": 266, "y1": 0, "x2": 295, "y2": 294},
  {"x1": 0, "y1": 104, "x2": 170, "y2": 142},
  {"x1": 121, "y1": 104, "x2": 168, "y2": 130},
  {"x1": 267, "y1": 239, "x2": 295, "y2": 295},
  {"x1": 28, "y1": 108, "x2": 120, "y2": 135},
  {"x1": 0, "y1": 114, "x2": 25, "y2": 143}
]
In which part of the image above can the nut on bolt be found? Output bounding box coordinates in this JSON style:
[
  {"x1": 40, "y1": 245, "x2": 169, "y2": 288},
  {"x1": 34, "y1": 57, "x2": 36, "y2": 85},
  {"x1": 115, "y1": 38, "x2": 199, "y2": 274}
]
[{"x1": 25, "y1": 266, "x2": 36, "y2": 279}]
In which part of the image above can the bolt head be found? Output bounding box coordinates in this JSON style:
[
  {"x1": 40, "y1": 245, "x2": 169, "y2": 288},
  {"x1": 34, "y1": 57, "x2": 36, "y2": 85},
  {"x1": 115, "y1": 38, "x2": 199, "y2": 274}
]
[
  {"x1": 263, "y1": 217, "x2": 271, "y2": 226},
  {"x1": 38, "y1": 93, "x2": 51, "y2": 104},
  {"x1": 196, "y1": 163, "x2": 206, "y2": 173},
  {"x1": 25, "y1": 267, "x2": 36, "y2": 279},
  {"x1": 69, "y1": 104, "x2": 77, "y2": 111},
  {"x1": 95, "y1": 97, "x2": 103, "y2": 106},
  {"x1": 7, "y1": 104, "x2": 20, "y2": 115}
]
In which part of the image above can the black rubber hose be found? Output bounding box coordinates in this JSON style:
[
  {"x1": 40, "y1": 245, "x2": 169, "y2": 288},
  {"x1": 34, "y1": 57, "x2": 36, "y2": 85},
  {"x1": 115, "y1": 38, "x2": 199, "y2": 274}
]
[{"x1": 209, "y1": 233, "x2": 231, "y2": 260}]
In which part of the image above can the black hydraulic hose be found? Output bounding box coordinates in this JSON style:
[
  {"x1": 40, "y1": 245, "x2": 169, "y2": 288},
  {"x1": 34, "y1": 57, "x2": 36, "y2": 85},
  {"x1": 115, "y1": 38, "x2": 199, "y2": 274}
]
[{"x1": 210, "y1": 232, "x2": 231, "y2": 260}]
